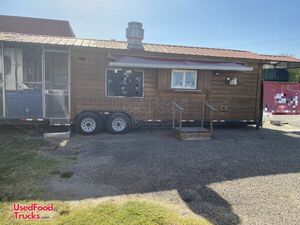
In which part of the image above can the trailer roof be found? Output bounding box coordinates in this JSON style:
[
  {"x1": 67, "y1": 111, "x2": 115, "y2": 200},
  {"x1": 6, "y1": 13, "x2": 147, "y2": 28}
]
[{"x1": 1, "y1": 31, "x2": 300, "y2": 63}]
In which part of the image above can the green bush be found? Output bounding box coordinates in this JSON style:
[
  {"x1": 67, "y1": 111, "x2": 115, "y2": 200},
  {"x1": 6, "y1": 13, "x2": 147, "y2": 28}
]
[{"x1": 288, "y1": 69, "x2": 300, "y2": 82}]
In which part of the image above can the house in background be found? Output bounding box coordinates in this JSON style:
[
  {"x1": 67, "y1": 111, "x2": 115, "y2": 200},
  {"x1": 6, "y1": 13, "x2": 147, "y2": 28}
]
[
  {"x1": 0, "y1": 15, "x2": 75, "y2": 37},
  {"x1": 0, "y1": 16, "x2": 300, "y2": 139}
]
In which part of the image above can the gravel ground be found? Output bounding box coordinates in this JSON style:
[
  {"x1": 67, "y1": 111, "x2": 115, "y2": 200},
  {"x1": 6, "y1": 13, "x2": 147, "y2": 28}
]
[{"x1": 43, "y1": 124, "x2": 300, "y2": 225}]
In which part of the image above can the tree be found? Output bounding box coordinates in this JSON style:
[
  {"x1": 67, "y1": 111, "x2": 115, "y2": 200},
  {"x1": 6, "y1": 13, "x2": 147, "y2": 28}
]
[
  {"x1": 288, "y1": 69, "x2": 300, "y2": 82},
  {"x1": 279, "y1": 54, "x2": 300, "y2": 83}
]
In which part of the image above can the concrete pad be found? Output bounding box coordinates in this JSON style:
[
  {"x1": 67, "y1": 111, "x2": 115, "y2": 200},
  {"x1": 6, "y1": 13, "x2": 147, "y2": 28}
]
[{"x1": 44, "y1": 131, "x2": 70, "y2": 139}]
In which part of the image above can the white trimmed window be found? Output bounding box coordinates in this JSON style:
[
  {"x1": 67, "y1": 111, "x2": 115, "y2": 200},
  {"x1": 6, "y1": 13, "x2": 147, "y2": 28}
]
[{"x1": 171, "y1": 70, "x2": 197, "y2": 89}]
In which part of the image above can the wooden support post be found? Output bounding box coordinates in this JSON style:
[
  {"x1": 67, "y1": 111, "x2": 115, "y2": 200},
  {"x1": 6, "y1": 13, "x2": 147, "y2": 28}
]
[{"x1": 255, "y1": 64, "x2": 263, "y2": 128}]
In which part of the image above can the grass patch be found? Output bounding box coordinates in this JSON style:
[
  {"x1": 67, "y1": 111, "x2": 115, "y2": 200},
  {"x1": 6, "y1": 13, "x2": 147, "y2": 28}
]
[
  {"x1": 0, "y1": 132, "x2": 58, "y2": 201},
  {"x1": 0, "y1": 200, "x2": 212, "y2": 225}
]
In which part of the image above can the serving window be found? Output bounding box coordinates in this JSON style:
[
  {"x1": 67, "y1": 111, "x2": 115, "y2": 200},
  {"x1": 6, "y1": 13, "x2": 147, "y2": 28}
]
[{"x1": 106, "y1": 69, "x2": 144, "y2": 97}]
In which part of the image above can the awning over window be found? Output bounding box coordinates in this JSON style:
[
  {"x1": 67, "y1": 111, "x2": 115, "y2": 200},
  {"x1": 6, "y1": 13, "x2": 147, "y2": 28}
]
[{"x1": 109, "y1": 56, "x2": 253, "y2": 72}]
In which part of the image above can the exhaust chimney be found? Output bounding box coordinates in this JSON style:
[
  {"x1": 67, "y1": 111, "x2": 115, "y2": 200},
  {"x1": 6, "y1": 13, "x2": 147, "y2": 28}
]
[{"x1": 126, "y1": 22, "x2": 144, "y2": 49}]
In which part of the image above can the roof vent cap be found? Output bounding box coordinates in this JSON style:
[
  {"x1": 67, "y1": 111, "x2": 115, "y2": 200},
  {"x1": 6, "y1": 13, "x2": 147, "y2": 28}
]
[{"x1": 126, "y1": 21, "x2": 144, "y2": 50}]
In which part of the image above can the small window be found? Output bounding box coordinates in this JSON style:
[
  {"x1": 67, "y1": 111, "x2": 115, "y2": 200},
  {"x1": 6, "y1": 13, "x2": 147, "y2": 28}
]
[
  {"x1": 171, "y1": 70, "x2": 197, "y2": 89},
  {"x1": 106, "y1": 69, "x2": 143, "y2": 97}
]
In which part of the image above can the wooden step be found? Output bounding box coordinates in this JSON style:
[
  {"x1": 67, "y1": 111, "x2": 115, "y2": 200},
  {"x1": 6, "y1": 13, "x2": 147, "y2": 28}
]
[{"x1": 174, "y1": 127, "x2": 212, "y2": 140}]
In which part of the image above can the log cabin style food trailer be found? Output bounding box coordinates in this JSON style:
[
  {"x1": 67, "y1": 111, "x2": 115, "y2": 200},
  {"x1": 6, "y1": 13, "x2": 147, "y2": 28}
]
[{"x1": 0, "y1": 19, "x2": 300, "y2": 136}]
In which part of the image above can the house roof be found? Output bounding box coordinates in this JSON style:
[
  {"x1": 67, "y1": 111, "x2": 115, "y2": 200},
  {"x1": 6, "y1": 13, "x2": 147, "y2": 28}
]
[
  {"x1": 0, "y1": 15, "x2": 75, "y2": 37},
  {"x1": 0, "y1": 31, "x2": 300, "y2": 63}
]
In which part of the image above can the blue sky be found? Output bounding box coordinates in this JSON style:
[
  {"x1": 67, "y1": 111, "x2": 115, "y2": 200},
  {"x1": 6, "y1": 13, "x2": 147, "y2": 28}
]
[{"x1": 1, "y1": 0, "x2": 300, "y2": 57}]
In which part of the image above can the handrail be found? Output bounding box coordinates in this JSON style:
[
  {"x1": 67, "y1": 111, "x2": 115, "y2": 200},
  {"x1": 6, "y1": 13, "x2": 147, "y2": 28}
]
[
  {"x1": 171, "y1": 101, "x2": 215, "y2": 137},
  {"x1": 200, "y1": 101, "x2": 215, "y2": 135},
  {"x1": 172, "y1": 101, "x2": 184, "y2": 130},
  {"x1": 201, "y1": 101, "x2": 216, "y2": 112},
  {"x1": 172, "y1": 101, "x2": 184, "y2": 111}
]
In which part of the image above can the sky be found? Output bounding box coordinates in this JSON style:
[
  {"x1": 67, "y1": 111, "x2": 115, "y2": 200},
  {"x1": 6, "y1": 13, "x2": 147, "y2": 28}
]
[{"x1": 1, "y1": 0, "x2": 300, "y2": 57}]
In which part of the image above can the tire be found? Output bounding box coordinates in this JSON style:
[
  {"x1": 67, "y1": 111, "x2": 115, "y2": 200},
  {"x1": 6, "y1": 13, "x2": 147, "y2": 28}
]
[
  {"x1": 75, "y1": 112, "x2": 103, "y2": 135},
  {"x1": 106, "y1": 112, "x2": 131, "y2": 134}
]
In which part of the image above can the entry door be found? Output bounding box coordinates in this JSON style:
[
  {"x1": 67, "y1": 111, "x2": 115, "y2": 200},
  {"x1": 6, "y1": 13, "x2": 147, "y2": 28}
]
[{"x1": 44, "y1": 51, "x2": 69, "y2": 121}]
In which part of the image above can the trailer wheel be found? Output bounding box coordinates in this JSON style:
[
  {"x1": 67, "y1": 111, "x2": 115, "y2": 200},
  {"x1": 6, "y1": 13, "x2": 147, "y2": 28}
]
[
  {"x1": 75, "y1": 112, "x2": 103, "y2": 135},
  {"x1": 106, "y1": 113, "x2": 131, "y2": 134}
]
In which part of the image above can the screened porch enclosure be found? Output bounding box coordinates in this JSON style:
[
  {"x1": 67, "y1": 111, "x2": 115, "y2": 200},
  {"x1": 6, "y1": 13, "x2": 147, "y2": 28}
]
[
  {"x1": 0, "y1": 46, "x2": 2, "y2": 118},
  {"x1": 4, "y1": 46, "x2": 42, "y2": 118},
  {"x1": 0, "y1": 43, "x2": 70, "y2": 121}
]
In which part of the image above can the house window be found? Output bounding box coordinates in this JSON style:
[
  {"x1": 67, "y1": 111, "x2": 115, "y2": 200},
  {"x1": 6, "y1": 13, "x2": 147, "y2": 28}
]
[
  {"x1": 171, "y1": 70, "x2": 197, "y2": 89},
  {"x1": 106, "y1": 69, "x2": 144, "y2": 97}
]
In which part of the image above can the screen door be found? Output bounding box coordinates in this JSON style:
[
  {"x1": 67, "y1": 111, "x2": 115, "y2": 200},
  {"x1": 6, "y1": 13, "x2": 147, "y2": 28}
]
[{"x1": 44, "y1": 51, "x2": 69, "y2": 121}]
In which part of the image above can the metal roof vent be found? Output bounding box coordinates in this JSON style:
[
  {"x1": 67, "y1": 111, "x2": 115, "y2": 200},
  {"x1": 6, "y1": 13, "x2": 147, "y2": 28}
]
[{"x1": 126, "y1": 22, "x2": 144, "y2": 50}]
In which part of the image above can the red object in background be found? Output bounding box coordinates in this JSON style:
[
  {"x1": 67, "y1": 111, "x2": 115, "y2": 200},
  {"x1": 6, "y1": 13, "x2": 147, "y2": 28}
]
[{"x1": 263, "y1": 81, "x2": 300, "y2": 115}]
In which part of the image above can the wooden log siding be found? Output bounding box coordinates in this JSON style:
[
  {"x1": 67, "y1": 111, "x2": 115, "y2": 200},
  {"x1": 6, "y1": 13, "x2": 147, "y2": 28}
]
[
  {"x1": 156, "y1": 69, "x2": 208, "y2": 120},
  {"x1": 209, "y1": 66, "x2": 259, "y2": 120},
  {"x1": 71, "y1": 47, "x2": 261, "y2": 123}
]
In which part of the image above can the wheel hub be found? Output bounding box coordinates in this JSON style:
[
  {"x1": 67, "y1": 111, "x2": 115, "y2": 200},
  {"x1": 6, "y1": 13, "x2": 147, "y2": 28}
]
[
  {"x1": 81, "y1": 118, "x2": 96, "y2": 133},
  {"x1": 112, "y1": 118, "x2": 126, "y2": 132}
]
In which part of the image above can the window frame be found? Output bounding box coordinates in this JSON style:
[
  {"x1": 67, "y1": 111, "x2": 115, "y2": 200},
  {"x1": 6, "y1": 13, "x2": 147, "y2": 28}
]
[
  {"x1": 105, "y1": 68, "x2": 145, "y2": 98},
  {"x1": 171, "y1": 70, "x2": 198, "y2": 90}
]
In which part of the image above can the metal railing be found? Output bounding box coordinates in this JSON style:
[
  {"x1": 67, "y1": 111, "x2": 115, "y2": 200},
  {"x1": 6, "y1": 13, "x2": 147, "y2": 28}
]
[
  {"x1": 201, "y1": 101, "x2": 216, "y2": 134},
  {"x1": 172, "y1": 100, "x2": 216, "y2": 134},
  {"x1": 172, "y1": 101, "x2": 184, "y2": 131}
]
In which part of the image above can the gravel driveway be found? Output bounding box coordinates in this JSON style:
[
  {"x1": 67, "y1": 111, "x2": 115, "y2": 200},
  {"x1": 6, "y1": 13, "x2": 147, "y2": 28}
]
[
  {"x1": 264, "y1": 114, "x2": 300, "y2": 128},
  {"x1": 44, "y1": 125, "x2": 300, "y2": 225}
]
